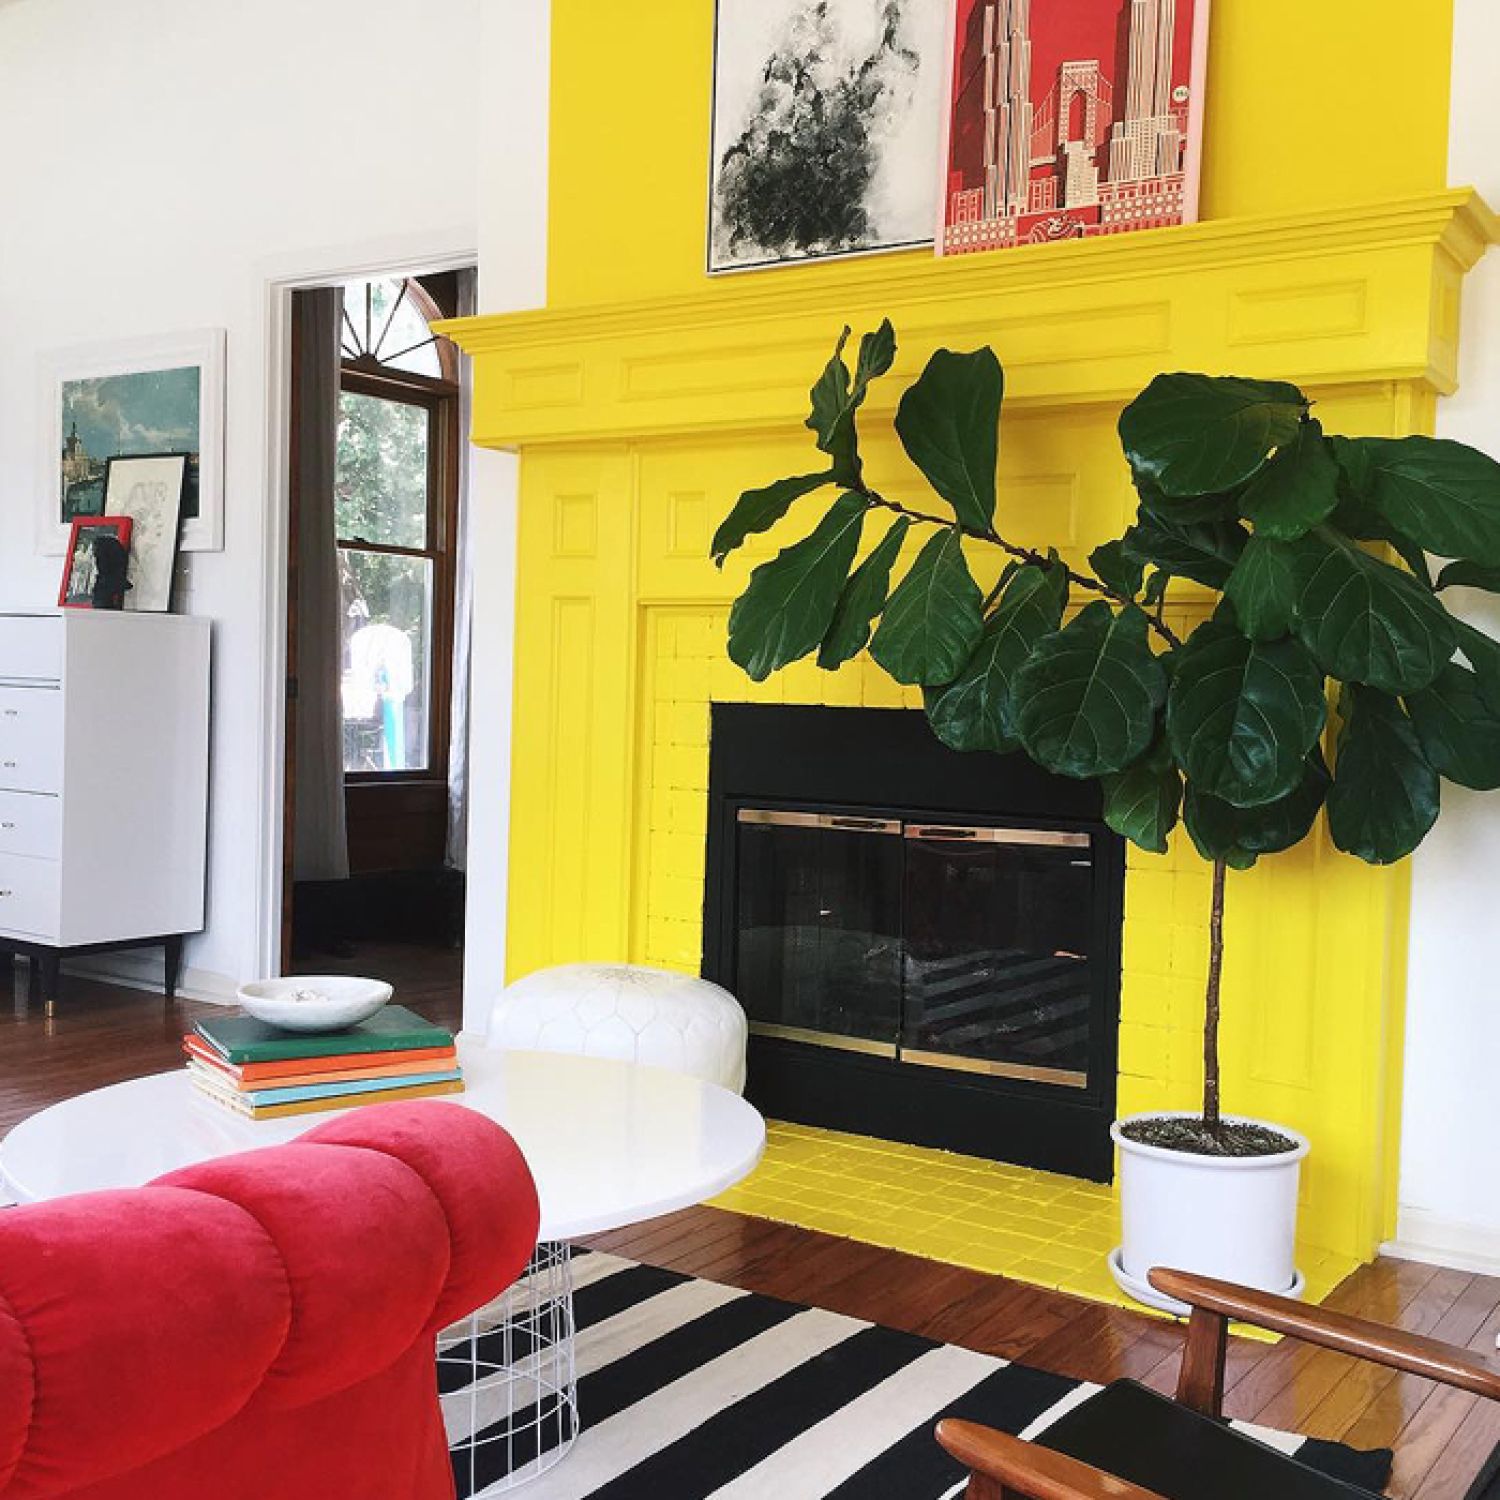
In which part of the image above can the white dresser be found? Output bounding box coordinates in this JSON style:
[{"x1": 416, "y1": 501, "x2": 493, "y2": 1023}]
[{"x1": 0, "y1": 610, "x2": 210, "y2": 1010}]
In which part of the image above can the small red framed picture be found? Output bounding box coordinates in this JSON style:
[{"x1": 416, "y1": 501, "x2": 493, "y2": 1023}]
[{"x1": 58, "y1": 516, "x2": 133, "y2": 610}]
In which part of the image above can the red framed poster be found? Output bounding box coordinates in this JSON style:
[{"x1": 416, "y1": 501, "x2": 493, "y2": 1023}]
[{"x1": 937, "y1": 0, "x2": 1211, "y2": 256}]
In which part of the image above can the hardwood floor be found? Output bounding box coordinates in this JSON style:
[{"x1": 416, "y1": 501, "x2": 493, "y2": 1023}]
[{"x1": 2, "y1": 956, "x2": 1495, "y2": 1496}]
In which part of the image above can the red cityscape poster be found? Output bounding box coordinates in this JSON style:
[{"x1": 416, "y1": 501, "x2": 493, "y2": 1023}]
[{"x1": 938, "y1": 0, "x2": 1210, "y2": 256}]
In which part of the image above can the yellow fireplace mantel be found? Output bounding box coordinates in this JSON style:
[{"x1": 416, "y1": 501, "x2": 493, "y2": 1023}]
[
  {"x1": 449, "y1": 191, "x2": 1495, "y2": 450},
  {"x1": 442, "y1": 189, "x2": 1495, "y2": 1273}
]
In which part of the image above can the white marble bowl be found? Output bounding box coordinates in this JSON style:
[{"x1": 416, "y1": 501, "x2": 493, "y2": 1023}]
[{"x1": 236, "y1": 976, "x2": 393, "y2": 1033}]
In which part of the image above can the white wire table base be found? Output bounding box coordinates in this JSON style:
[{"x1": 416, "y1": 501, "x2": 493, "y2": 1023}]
[{"x1": 439, "y1": 1241, "x2": 579, "y2": 1497}]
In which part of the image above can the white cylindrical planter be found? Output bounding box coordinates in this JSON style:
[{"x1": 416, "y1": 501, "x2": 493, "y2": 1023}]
[{"x1": 1109, "y1": 1111, "x2": 1309, "y2": 1315}]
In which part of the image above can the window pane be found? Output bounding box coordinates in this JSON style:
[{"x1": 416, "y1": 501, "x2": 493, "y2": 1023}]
[
  {"x1": 342, "y1": 279, "x2": 443, "y2": 378},
  {"x1": 335, "y1": 391, "x2": 429, "y2": 548},
  {"x1": 339, "y1": 548, "x2": 433, "y2": 774}
]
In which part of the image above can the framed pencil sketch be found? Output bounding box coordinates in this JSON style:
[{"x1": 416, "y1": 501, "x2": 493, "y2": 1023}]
[
  {"x1": 38, "y1": 328, "x2": 225, "y2": 555},
  {"x1": 708, "y1": 0, "x2": 949, "y2": 273},
  {"x1": 102, "y1": 454, "x2": 188, "y2": 613}
]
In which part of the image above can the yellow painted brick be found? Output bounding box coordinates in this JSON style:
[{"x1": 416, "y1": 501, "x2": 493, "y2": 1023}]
[
  {"x1": 650, "y1": 831, "x2": 706, "y2": 882},
  {"x1": 709, "y1": 657, "x2": 749, "y2": 702},
  {"x1": 664, "y1": 656, "x2": 712, "y2": 702},
  {"x1": 861, "y1": 671, "x2": 906, "y2": 709},
  {"x1": 660, "y1": 744, "x2": 708, "y2": 791},
  {"x1": 778, "y1": 656, "x2": 827, "y2": 705},
  {"x1": 1120, "y1": 919, "x2": 1172, "y2": 979},
  {"x1": 667, "y1": 787, "x2": 706, "y2": 836}
]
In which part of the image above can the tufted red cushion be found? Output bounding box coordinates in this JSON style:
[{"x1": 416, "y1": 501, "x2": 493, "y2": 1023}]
[
  {"x1": 0, "y1": 1100, "x2": 539, "y2": 1500},
  {"x1": 301, "y1": 1101, "x2": 539, "y2": 1332}
]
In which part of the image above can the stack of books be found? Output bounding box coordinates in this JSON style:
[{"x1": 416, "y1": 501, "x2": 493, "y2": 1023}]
[{"x1": 186, "y1": 1005, "x2": 463, "y2": 1120}]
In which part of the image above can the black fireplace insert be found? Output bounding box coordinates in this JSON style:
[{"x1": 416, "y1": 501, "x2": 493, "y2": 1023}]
[{"x1": 702, "y1": 704, "x2": 1125, "y2": 1180}]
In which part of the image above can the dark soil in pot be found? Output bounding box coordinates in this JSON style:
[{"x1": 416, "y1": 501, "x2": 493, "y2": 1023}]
[{"x1": 1119, "y1": 1116, "x2": 1299, "y2": 1158}]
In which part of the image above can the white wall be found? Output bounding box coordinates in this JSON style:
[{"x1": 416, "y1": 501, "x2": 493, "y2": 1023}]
[
  {"x1": 0, "y1": 0, "x2": 547, "y2": 1009},
  {"x1": 1396, "y1": 0, "x2": 1500, "y2": 1272}
]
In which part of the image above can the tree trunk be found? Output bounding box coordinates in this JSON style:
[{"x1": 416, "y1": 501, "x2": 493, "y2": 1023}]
[{"x1": 1203, "y1": 858, "x2": 1227, "y2": 1133}]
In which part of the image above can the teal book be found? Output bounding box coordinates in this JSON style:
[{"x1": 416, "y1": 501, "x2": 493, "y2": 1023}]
[
  {"x1": 192, "y1": 1066, "x2": 465, "y2": 1108},
  {"x1": 194, "y1": 1005, "x2": 454, "y2": 1064}
]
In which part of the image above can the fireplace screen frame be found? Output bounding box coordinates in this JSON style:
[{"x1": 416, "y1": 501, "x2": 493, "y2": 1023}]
[{"x1": 702, "y1": 704, "x2": 1125, "y2": 1181}]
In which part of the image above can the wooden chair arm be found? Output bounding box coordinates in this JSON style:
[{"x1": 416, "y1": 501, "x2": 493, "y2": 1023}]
[
  {"x1": 936, "y1": 1419, "x2": 1170, "y2": 1500},
  {"x1": 1150, "y1": 1267, "x2": 1500, "y2": 1405}
]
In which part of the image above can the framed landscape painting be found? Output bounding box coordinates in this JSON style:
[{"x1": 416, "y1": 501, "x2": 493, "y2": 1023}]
[
  {"x1": 708, "y1": 0, "x2": 948, "y2": 273},
  {"x1": 38, "y1": 328, "x2": 225, "y2": 555},
  {"x1": 938, "y1": 0, "x2": 1210, "y2": 256}
]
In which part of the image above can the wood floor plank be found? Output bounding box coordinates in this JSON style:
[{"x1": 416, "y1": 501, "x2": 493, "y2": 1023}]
[{"x1": 4, "y1": 949, "x2": 1498, "y2": 1496}]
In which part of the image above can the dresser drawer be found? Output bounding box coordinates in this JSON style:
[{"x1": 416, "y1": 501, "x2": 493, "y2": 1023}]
[
  {"x1": 0, "y1": 687, "x2": 62, "y2": 794},
  {"x1": 0, "y1": 852, "x2": 60, "y2": 940},
  {"x1": 0, "y1": 791, "x2": 60, "y2": 860},
  {"x1": 0, "y1": 617, "x2": 62, "y2": 684}
]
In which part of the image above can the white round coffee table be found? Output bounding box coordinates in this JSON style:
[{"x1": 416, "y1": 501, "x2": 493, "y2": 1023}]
[{"x1": 0, "y1": 1040, "x2": 766, "y2": 1496}]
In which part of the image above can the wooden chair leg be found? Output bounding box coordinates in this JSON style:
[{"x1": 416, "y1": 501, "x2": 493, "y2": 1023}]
[{"x1": 1176, "y1": 1304, "x2": 1230, "y2": 1416}]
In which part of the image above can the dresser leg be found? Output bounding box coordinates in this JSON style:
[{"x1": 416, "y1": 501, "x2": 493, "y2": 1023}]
[
  {"x1": 164, "y1": 936, "x2": 184, "y2": 1003},
  {"x1": 40, "y1": 952, "x2": 60, "y2": 1019}
]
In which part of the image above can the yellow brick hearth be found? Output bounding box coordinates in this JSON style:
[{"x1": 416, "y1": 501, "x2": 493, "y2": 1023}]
[
  {"x1": 442, "y1": 0, "x2": 1494, "y2": 1289},
  {"x1": 710, "y1": 1121, "x2": 1353, "y2": 1332}
]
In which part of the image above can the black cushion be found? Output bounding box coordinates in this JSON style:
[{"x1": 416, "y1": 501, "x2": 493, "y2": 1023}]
[
  {"x1": 1467, "y1": 1437, "x2": 1500, "y2": 1500},
  {"x1": 1036, "y1": 1379, "x2": 1382, "y2": 1499}
]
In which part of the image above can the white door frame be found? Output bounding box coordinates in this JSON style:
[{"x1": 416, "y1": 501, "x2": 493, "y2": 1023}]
[{"x1": 250, "y1": 231, "x2": 478, "y2": 983}]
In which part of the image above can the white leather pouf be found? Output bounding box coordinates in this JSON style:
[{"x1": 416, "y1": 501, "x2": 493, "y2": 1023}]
[{"x1": 484, "y1": 963, "x2": 749, "y2": 1094}]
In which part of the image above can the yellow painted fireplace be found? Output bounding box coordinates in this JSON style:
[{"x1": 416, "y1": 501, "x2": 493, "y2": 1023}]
[{"x1": 445, "y1": 0, "x2": 1494, "y2": 1276}]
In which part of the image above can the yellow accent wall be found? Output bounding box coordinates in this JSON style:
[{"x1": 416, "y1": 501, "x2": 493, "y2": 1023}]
[
  {"x1": 547, "y1": 1, "x2": 1454, "y2": 308},
  {"x1": 446, "y1": 0, "x2": 1493, "y2": 1270}
]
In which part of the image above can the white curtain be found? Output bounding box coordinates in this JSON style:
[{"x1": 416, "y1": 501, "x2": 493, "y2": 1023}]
[
  {"x1": 446, "y1": 268, "x2": 478, "y2": 870},
  {"x1": 292, "y1": 287, "x2": 350, "y2": 882}
]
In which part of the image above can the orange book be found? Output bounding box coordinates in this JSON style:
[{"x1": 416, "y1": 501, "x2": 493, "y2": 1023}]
[{"x1": 183, "y1": 1035, "x2": 456, "y2": 1085}]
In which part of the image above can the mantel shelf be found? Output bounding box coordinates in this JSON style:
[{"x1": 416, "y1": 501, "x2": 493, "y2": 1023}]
[{"x1": 442, "y1": 189, "x2": 1497, "y2": 451}]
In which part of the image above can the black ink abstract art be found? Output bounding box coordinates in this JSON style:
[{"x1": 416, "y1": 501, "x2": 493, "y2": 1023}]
[{"x1": 709, "y1": 0, "x2": 946, "y2": 273}]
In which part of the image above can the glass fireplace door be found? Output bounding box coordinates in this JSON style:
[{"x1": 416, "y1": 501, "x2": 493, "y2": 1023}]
[
  {"x1": 900, "y1": 825, "x2": 1095, "y2": 1087},
  {"x1": 733, "y1": 809, "x2": 903, "y2": 1055}
]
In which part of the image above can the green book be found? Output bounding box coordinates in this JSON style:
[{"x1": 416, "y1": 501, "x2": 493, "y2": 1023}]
[{"x1": 194, "y1": 1005, "x2": 454, "y2": 1064}]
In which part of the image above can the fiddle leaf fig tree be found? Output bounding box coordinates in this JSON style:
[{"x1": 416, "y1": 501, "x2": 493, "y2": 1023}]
[{"x1": 712, "y1": 322, "x2": 1500, "y2": 1152}]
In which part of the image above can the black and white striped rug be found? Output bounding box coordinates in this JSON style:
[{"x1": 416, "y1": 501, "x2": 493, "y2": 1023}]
[{"x1": 445, "y1": 1251, "x2": 1393, "y2": 1499}]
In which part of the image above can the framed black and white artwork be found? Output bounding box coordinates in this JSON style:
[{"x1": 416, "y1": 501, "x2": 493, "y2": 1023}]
[
  {"x1": 708, "y1": 0, "x2": 948, "y2": 273},
  {"x1": 102, "y1": 454, "x2": 188, "y2": 613},
  {"x1": 38, "y1": 329, "x2": 225, "y2": 556}
]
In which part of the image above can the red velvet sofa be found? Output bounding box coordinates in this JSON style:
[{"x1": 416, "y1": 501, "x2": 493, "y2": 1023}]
[{"x1": 0, "y1": 1101, "x2": 540, "y2": 1499}]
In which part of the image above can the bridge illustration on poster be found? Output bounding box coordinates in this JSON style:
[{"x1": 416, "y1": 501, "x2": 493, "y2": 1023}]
[{"x1": 940, "y1": 0, "x2": 1210, "y2": 255}]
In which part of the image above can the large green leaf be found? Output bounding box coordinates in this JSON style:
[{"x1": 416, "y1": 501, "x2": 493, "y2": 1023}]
[
  {"x1": 1347, "y1": 436, "x2": 1500, "y2": 568},
  {"x1": 870, "y1": 526, "x2": 985, "y2": 686},
  {"x1": 1453, "y1": 617, "x2": 1500, "y2": 716},
  {"x1": 894, "y1": 347, "x2": 1003, "y2": 533},
  {"x1": 923, "y1": 563, "x2": 1068, "y2": 752},
  {"x1": 805, "y1": 321, "x2": 896, "y2": 487},
  {"x1": 1101, "y1": 737, "x2": 1182, "y2": 854},
  {"x1": 1183, "y1": 751, "x2": 1329, "y2": 868},
  {"x1": 711, "y1": 471, "x2": 832, "y2": 567},
  {"x1": 1291, "y1": 531, "x2": 1454, "y2": 694},
  {"x1": 1223, "y1": 535, "x2": 1300, "y2": 641},
  {"x1": 1134, "y1": 471, "x2": 1238, "y2": 525},
  {"x1": 1328, "y1": 444, "x2": 1433, "y2": 586},
  {"x1": 1327, "y1": 686, "x2": 1440, "y2": 864},
  {"x1": 817, "y1": 518, "x2": 911, "y2": 670},
  {"x1": 726, "y1": 492, "x2": 867, "y2": 681},
  {"x1": 1122, "y1": 510, "x2": 1248, "y2": 589},
  {"x1": 1014, "y1": 601, "x2": 1167, "y2": 778},
  {"x1": 1166, "y1": 619, "x2": 1327, "y2": 807},
  {"x1": 1089, "y1": 539, "x2": 1143, "y2": 599},
  {"x1": 1237, "y1": 419, "x2": 1340, "y2": 540},
  {"x1": 1404, "y1": 662, "x2": 1500, "y2": 791},
  {"x1": 1118, "y1": 373, "x2": 1309, "y2": 498}
]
